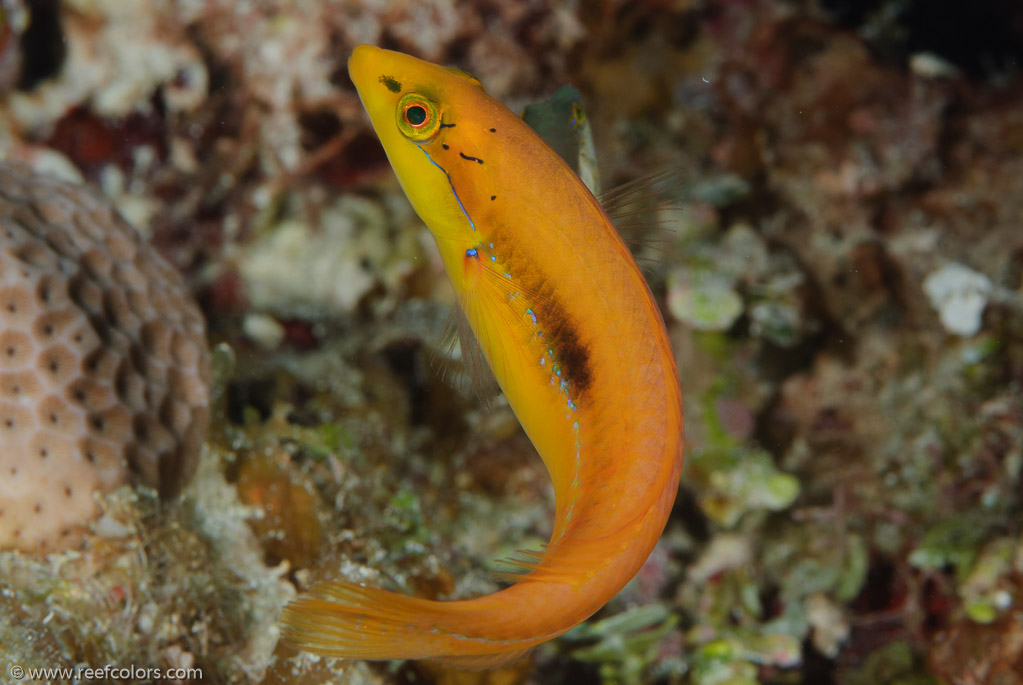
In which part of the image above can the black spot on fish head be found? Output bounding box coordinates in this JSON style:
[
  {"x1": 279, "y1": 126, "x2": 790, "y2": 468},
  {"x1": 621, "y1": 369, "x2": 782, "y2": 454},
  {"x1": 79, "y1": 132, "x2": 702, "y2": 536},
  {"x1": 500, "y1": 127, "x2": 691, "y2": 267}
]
[{"x1": 379, "y1": 75, "x2": 402, "y2": 93}]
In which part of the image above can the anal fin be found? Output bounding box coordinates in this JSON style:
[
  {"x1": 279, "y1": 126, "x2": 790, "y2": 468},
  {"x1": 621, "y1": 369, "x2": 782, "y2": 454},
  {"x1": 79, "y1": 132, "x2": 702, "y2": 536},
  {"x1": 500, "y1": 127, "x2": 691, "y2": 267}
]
[{"x1": 430, "y1": 647, "x2": 534, "y2": 670}]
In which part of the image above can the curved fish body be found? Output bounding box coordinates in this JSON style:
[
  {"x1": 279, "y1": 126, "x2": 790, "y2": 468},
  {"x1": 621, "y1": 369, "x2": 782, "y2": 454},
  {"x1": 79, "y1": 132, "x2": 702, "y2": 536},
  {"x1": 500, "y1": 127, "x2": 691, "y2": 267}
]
[{"x1": 280, "y1": 45, "x2": 684, "y2": 668}]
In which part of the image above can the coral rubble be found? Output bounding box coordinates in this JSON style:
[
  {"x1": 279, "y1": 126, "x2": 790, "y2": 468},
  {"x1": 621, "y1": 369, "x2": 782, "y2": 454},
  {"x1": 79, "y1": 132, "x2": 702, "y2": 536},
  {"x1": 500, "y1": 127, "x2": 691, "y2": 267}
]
[{"x1": 1, "y1": 0, "x2": 1022, "y2": 683}]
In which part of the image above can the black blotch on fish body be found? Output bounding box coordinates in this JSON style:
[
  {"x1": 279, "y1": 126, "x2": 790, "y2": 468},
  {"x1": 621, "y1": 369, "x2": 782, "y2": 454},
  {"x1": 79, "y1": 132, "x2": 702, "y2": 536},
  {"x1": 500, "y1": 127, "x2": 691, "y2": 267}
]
[
  {"x1": 442, "y1": 144, "x2": 450, "y2": 150},
  {"x1": 547, "y1": 316, "x2": 592, "y2": 396},
  {"x1": 491, "y1": 195, "x2": 497, "y2": 201},
  {"x1": 526, "y1": 275, "x2": 592, "y2": 397},
  {"x1": 440, "y1": 122, "x2": 456, "y2": 129},
  {"x1": 460, "y1": 152, "x2": 484, "y2": 164},
  {"x1": 491, "y1": 229, "x2": 592, "y2": 397},
  {"x1": 379, "y1": 75, "x2": 401, "y2": 93},
  {"x1": 489, "y1": 128, "x2": 497, "y2": 133}
]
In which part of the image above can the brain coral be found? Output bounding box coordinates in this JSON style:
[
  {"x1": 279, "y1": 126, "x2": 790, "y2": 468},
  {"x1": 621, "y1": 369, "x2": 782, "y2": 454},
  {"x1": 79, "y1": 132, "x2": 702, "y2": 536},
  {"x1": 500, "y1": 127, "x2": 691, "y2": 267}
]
[{"x1": 0, "y1": 163, "x2": 211, "y2": 553}]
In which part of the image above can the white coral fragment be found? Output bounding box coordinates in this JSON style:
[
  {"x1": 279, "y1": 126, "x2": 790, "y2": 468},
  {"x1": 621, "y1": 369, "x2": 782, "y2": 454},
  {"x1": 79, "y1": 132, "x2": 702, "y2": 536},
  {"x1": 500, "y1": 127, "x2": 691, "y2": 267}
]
[{"x1": 923, "y1": 262, "x2": 992, "y2": 336}]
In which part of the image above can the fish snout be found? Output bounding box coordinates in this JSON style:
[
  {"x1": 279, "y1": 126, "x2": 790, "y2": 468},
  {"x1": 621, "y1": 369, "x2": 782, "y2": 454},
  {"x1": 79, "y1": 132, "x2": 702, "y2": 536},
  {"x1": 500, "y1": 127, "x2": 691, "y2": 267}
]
[{"x1": 348, "y1": 44, "x2": 383, "y2": 93}]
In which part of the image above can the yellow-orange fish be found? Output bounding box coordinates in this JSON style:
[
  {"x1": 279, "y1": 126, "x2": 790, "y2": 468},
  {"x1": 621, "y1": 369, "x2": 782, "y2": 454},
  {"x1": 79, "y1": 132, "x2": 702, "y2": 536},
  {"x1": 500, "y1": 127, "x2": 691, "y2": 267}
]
[{"x1": 280, "y1": 45, "x2": 684, "y2": 668}]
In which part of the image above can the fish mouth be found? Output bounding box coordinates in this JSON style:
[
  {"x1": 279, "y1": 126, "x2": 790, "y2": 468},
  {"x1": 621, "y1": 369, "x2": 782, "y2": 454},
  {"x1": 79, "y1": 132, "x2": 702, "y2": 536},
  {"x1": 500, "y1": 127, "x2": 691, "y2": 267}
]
[{"x1": 348, "y1": 44, "x2": 382, "y2": 95}]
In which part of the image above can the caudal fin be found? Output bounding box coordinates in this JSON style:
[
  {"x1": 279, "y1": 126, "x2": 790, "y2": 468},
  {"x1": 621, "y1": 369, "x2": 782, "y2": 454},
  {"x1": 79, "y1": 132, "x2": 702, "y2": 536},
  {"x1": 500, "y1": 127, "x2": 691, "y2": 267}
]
[{"x1": 279, "y1": 581, "x2": 539, "y2": 666}]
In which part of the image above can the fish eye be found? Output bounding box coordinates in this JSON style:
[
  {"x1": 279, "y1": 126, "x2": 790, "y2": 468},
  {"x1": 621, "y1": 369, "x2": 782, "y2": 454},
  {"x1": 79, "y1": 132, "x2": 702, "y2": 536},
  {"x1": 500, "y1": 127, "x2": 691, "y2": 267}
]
[
  {"x1": 396, "y1": 93, "x2": 441, "y2": 142},
  {"x1": 571, "y1": 101, "x2": 584, "y2": 124},
  {"x1": 404, "y1": 104, "x2": 427, "y2": 127}
]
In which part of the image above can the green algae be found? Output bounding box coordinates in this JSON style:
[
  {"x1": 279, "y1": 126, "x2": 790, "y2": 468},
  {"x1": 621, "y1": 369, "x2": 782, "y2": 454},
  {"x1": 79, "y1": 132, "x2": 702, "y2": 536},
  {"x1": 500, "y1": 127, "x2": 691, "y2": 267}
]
[
  {"x1": 564, "y1": 605, "x2": 680, "y2": 685},
  {"x1": 839, "y1": 642, "x2": 942, "y2": 685}
]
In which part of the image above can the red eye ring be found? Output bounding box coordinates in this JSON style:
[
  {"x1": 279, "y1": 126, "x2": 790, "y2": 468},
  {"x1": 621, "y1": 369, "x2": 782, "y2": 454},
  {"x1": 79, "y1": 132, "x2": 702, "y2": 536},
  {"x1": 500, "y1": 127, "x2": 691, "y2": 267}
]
[
  {"x1": 396, "y1": 93, "x2": 440, "y2": 141},
  {"x1": 403, "y1": 102, "x2": 430, "y2": 128}
]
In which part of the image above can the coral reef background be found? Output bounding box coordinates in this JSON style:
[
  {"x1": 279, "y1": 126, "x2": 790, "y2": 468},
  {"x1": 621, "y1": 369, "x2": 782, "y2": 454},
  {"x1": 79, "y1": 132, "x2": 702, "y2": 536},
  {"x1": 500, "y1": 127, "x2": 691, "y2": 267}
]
[{"x1": 1, "y1": 0, "x2": 1022, "y2": 683}]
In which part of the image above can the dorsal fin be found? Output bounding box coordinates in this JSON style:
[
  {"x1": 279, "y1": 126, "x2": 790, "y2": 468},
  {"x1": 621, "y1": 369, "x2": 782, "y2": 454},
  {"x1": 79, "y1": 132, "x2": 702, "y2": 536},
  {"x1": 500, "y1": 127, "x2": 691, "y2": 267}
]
[
  {"x1": 598, "y1": 167, "x2": 689, "y2": 272},
  {"x1": 599, "y1": 166, "x2": 688, "y2": 214},
  {"x1": 598, "y1": 168, "x2": 751, "y2": 271},
  {"x1": 444, "y1": 66, "x2": 484, "y2": 90}
]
